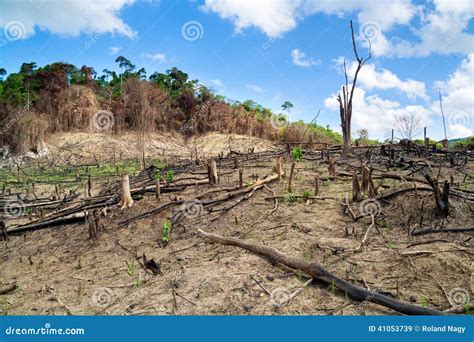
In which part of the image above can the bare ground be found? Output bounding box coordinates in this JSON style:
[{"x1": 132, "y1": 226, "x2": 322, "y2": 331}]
[{"x1": 0, "y1": 137, "x2": 473, "y2": 316}]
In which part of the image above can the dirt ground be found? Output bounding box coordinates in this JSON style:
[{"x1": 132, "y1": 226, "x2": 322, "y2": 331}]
[{"x1": 0, "y1": 138, "x2": 473, "y2": 316}]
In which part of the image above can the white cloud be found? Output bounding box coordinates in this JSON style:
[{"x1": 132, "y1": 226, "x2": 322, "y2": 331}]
[
  {"x1": 291, "y1": 49, "x2": 320, "y2": 68},
  {"x1": 0, "y1": 0, "x2": 136, "y2": 39},
  {"x1": 141, "y1": 52, "x2": 166, "y2": 62},
  {"x1": 203, "y1": 0, "x2": 473, "y2": 57},
  {"x1": 203, "y1": 0, "x2": 416, "y2": 38},
  {"x1": 432, "y1": 53, "x2": 474, "y2": 138},
  {"x1": 449, "y1": 124, "x2": 472, "y2": 138},
  {"x1": 337, "y1": 59, "x2": 428, "y2": 100},
  {"x1": 246, "y1": 84, "x2": 264, "y2": 93},
  {"x1": 109, "y1": 46, "x2": 122, "y2": 55},
  {"x1": 324, "y1": 88, "x2": 432, "y2": 140},
  {"x1": 202, "y1": 0, "x2": 301, "y2": 38},
  {"x1": 373, "y1": 0, "x2": 474, "y2": 57},
  {"x1": 210, "y1": 79, "x2": 223, "y2": 88}
]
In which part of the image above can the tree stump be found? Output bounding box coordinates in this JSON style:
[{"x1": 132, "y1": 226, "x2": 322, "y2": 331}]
[
  {"x1": 287, "y1": 162, "x2": 296, "y2": 193},
  {"x1": 117, "y1": 174, "x2": 134, "y2": 209},
  {"x1": 352, "y1": 172, "x2": 362, "y2": 201},
  {"x1": 275, "y1": 156, "x2": 282, "y2": 181},
  {"x1": 208, "y1": 158, "x2": 218, "y2": 185},
  {"x1": 314, "y1": 174, "x2": 320, "y2": 196},
  {"x1": 328, "y1": 158, "x2": 336, "y2": 177}
]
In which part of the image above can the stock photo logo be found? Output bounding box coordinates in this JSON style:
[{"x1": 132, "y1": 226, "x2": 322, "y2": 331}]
[
  {"x1": 92, "y1": 110, "x2": 115, "y2": 131},
  {"x1": 3, "y1": 199, "x2": 26, "y2": 219},
  {"x1": 449, "y1": 112, "x2": 471, "y2": 128},
  {"x1": 447, "y1": 288, "x2": 470, "y2": 308},
  {"x1": 91, "y1": 287, "x2": 114, "y2": 308},
  {"x1": 359, "y1": 198, "x2": 382, "y2": 217},
  {"x1": 270, "y1": 288, "x2": 292, "y2": 308},
  {"x1": 359, "y1": 21, "x2": 381, "y2": 41},
  {"x1": 3, "y1": 21, "x2": 26, "y2": 41},
  {"x1": 269, "y1": 113, "x2": 291, "y2": 130},
  {"x1": 181, "y1": 199, "x2": 204, "y2": 219},
  {"x1": 181, "y1": 21, "x2": 204, "y2": 41}
]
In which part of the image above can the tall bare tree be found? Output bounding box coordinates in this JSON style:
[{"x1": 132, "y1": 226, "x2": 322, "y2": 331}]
[
  {"x1": 394, "y1": 112, "x2": 421, "y2": 140},
  {"x1": 337, "y1": 21, "x2": 371, "y2": 153}
]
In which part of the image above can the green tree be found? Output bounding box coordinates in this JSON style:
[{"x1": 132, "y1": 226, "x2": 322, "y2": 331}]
[{"x1": 281, "y1": 101, "x2": 293, "y2": 114}]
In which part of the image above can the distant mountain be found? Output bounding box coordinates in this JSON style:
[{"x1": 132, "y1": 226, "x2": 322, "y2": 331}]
[{"x1": 448, "y1": 136, "x2": 473, "y2": 147}]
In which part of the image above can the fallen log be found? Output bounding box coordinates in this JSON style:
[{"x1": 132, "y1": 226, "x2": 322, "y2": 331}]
[
  {"x1": 412, "y1": 226, "x2": 474, "y2": 236},
  {"x1": 0, "y1": 282, "x2": 17, "y2": 295},
  {"x1": 197, "y1": 229, "x2": 444, "y2": 315}
]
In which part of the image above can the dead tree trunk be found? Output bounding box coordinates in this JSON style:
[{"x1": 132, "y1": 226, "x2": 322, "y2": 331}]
[
  {"x1": 155, "y1": 178, "x2": 161, "y2": 200},
  {"x1": 1, "y1": 220, "x2": 7, "y2": 241},
  {"x1": 287, "y1": 162, "x2": 296, "y2": 193},
  {"x1": 425, "y1": 174, "x2": 450, "y2": 216},
  {"x1": 275, "y1": 156, "x2": 282, "y2": 182},
  {"x1": 208, "y1": 158, "x2": 218, "y2": 185},
  {"x1": 117, "y1": 175, "x2": 134, "y2": 210},
  {"x1": 352, "y1": 172, "x2": 362, "y2": 201},
  {"x1": 314, "y1": 174, "x2": 320, "y2": 196},
  {"x1": 197, "y1": 229, "x2": 443, "y2": 315},
  {"x1": 328, "y1": 158, "x2": 336, "y2": 177},
  {"x1": 336, "y1": 20, "x2": 371, "y2": 154}
]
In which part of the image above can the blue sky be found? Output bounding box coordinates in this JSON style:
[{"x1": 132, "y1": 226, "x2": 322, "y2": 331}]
[{"x1": 1, "y1": 0, "x2": 473, "y2": 141}]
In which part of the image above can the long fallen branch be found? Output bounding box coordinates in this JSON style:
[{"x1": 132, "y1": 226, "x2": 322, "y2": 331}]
[
  {"x1": 412, "y1": 226, "x2": 474, "y2": 236},
  {"x1": 197, "y1": 229, "x2": 444, "y2": 315}
]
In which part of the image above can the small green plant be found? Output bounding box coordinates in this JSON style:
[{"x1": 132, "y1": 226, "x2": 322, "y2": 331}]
[
  {"x1": 292, "y1": 147, "x2": 302, "y2": 162},
  {"x1": 385, "y1": 242, "x2": 395, "y2": 249},
  {"x1": 125, "y1": 259, "x2": 136, "y2": 277},
  {"x1": 302, "y1": 189, "x2": 312, "y2": 199},
  {"x1": 165, "y1": 170, "x2": 174, "y2": 183},
  {"x1": 421, "y1": 296, "x2": 429, "y2": 307},
  {"x1": 463, "y1": 303, "x2": 470, "y2": 315},
  {"x1": 133, "y1": 279, "x2": 142, "y2": 289},
  {"x1": 328, "y1": 279, "x2": 336, "y2": 294},
  {"x1": 162, "y1": 219, "x2": 171, "y2": 244},
  {"x1": 283, "y1": 192, "x2": 297, "y2": 204},
  {"x1": 0, "y1": 298, "x2": 11, "y2": 315}
]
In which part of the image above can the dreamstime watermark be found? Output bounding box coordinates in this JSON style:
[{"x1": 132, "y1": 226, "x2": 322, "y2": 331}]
[
  {"x1": 447, "y1": 287, "x2": 470, "y2": 308},
  {"x1": 359, "y1": 21, "x2": 381, "y2": 41},
  {"x1": 3, "y1": 199, "x2": 26, "y2": 219},
  {"x1": 270, "y1": 287, "x2": 292, "y2": 308},
  {"x1": 4, "y1": 323, "x2": 85, "y2": 336},
  {"x1": 0, "y1": 101, "x2": 32, "y2": 138},
  {"x1": 448, "y1": 112, "x2": 471, "y2": 128},
  {"x1": 3, "y1": 21, "x2": 26, "y2": 41},
  {"x1": 262, "y1": 13, "x2": 304, "y2": 49},
  {"x1": 269, "y1": 113, "x2": 291, "y2": 130},
  {"x1": 181, "y1": 199, "x2": 204, "y2": 219},
  {"x1": 181, "y1": 21, "x2": 204, "y2": 41},
  {"x1": 359, "y1": 198, "x2": 382, "y2": 217},
  {"x1": 440, "y1": 16, "x2": 473, "y2": 51},
  {"x1": 180, "y1": 103, "x2": 210, "y2": 132},
  {"x1": 92, "y1": 110, "x2": 115, "y2": 131},
  {"x1": 91, "y1": 287, "x2": 114, "y2": 308}
]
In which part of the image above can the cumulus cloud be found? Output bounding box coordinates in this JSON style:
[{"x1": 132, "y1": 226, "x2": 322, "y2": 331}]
[
  {"x1": 433, "y1": 53, "x2": 474, "y2": 138},
  {"x1": 246, "y1": 84, "x2": 264, "y2": 93},
  {"x1": 203, "y1": 0, "x2": 473, "y2": 57},
  {"x1": 141, "y1": 52, "x2": 166, "y2": 62},
  {"x1": 291, "y1": 49, "x2": 321, "y2": 68},
  {"x1": 210, "y1": 79, "x2": 223, "y2": 88},
  {"x1": 202, "y1": 0, "x2": 301, "y2": 38},
  {"x1": 0, "y1": 0, "x2": 136, "y2": 39},
  {"x1": 369, "y1": 0, "x2": 474, "y2": 57},
  {"x1": 109, "y1": 46, "x2": 122, "y2": 55},
  {"x1": 336, "y1": 59, "x2": 428, "y2": 100},
  {"x1": 324, "y1": 88, "x2": 432, "y2": 140}
]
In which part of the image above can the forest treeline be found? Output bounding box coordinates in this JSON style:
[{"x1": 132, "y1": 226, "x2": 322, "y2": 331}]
[{"x1": 0, "y1": 57, "x2": 343, "y2": 154}]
